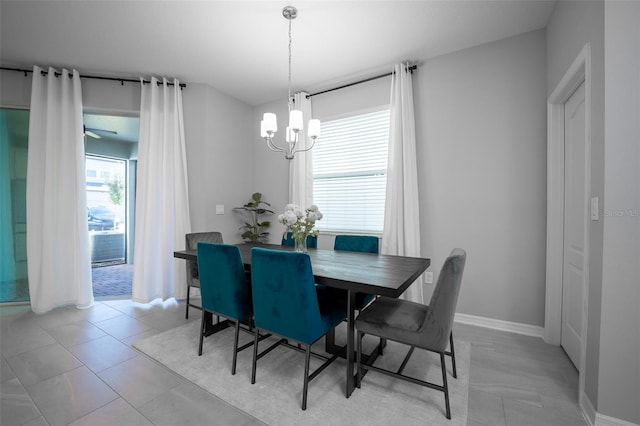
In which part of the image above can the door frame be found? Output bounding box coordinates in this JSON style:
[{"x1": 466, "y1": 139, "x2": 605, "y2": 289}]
[{"x1": 545, "y1": 43, "x2": 591, "y2": 406}]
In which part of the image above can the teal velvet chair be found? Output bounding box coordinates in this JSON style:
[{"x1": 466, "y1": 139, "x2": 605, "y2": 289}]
[
  {"x1": 197, "y1": 242, "x2": 253, "y2": 375},
  {"x1": 249, "y1": 247, "x2": 347, "y2": 410},
  {"x1": 185, "y1": 231, "x2": 223, "y2": 319},
  {"x1": 331, "y1": 235, "x2": 380, "y2": 309},
  {"x1": 355, "y1": 248, "x2": 467, "y2": 420},
  {"x1": 334, "y1": 234, "x2": 379, "y2": 254},
  {"x1": 281, "y1": 231, "x2": 318, "y2": 248}
]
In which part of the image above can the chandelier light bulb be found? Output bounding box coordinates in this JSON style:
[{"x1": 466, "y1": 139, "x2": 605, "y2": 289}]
[
  {"x1": 260, "y1": 120, "x2": 268, "y2": 138},
  {"x1": 308, "y1": 119, "x2": 321, "y2": 139},
  {"x1": 289, "y1": 110, "x2": 303, "y2": 131},
  {"x1": 263, "y1": 113, "x2": 277, "y2": 133}
]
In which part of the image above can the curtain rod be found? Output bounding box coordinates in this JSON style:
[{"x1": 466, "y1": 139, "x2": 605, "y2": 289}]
[
  {"x1": 0, "y1": 67, "x2": 187, "y2": 88},
  {"x1": 306, "y1": 65, "x2": 416, "y2": 99}
]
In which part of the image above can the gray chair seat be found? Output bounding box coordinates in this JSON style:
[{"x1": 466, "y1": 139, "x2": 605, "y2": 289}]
[{"x1": 356, "y1": 297, "x2": 436, "y2": 349}]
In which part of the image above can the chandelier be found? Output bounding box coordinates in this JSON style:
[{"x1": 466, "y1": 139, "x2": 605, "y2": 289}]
[{"x1": 260, "y1": 6, "x2": 320, "y2": 160}]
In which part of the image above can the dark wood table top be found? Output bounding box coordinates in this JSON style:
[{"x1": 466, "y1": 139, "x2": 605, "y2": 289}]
[{"x1": 174, "y1": 242, "x2": 430, "y2": 298}]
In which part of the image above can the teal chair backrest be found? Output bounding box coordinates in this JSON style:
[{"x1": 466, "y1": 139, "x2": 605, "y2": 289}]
[
  {"x1": 333, "y1": 235, "x2": 379, "y2": 254},
  {"x1": 197, "y1": 242, "x2": 252, "y2": 321},
  {"x1": 281, "y1": 231, "x2": 318, "y2": 249},
  {"x1": 250, "y1": 247, "x2": 327, "y2": 345}
]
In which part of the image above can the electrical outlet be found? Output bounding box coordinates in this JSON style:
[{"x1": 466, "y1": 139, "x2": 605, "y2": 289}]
[{"x1": 425, "y1": 271, "x2": 433, "y2": 284}]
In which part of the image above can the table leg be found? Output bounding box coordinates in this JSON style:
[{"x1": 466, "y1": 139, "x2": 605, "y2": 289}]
[
  {"x1": 346, "y1": 290, "x2": 355, "y2": 398},
  {"x1": 322, "y1": 291, "x2": 382, "y2": 398},
  {"x1": 202, "y1": 311, "x2": 232, "y2": 337}
]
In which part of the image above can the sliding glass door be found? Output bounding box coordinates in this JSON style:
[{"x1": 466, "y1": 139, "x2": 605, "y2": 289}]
[{"x1": 0, "y1": 107, "x2": 30, "y2": 303}]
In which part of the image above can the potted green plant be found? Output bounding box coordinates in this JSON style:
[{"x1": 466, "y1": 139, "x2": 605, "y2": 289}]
[{"x1": 234, "y1": 192, "x2": 274, "y2": 243}]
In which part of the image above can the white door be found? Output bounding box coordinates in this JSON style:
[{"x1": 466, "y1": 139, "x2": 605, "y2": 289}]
[{"x1": 561, "y1": 81, "x2": 586, "y2": 369}]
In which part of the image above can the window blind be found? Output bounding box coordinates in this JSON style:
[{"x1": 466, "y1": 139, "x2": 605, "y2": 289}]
[{"x1": 313, "y1": 109, "x2": 390, "y2": 233}]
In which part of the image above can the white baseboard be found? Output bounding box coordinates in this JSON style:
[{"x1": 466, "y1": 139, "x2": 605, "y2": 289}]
[
  {"x1": 581, "y1": 391, "x2": 597, "y2": 426},
  {"x1": 454, "y1": 313, "x2": 545, "y2": 338},
  {"x1": 579, "y1": 391, "x2": 640, "y2": 426},
  {"x1": 595, "y1": 413, "x2": 640, "y2": 426}
]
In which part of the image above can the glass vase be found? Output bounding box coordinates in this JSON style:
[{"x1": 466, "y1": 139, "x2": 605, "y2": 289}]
[{"x1": 294, "y1": 235, "x2": 307, "y2": 252}]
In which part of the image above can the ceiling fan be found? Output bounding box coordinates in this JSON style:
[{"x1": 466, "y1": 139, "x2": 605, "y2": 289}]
[{"x1": 83, "y1": 125, "x2": 118, "y2": 139}]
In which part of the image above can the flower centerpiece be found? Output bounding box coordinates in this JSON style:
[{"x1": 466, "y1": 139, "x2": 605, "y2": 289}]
[{"x1": 278, "y1": 204, "x2": 323, "y2": 252}]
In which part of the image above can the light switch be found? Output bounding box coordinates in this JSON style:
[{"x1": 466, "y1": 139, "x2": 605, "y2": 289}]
[
  {"x1": 216, "y1": 204, "x2": 224, "y2": 215},
  {"x1": 590, "y1": 197, "x2": 598, "y2": 221}
]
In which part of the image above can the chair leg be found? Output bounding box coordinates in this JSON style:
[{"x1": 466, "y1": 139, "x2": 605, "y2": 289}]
[
  {"x1": 356, "y1": 331, "x2": 363, "y2": 388},
  {"x1": 251, "y1": 328, "x2": 259, "y2": 384},
  {"x1": 185, "y1": 286, "x2": 191, "y2": 319},
  {"x1": 198, "y1": 310, "x2": 206, "y2": 356},
  {"x1": 449, "y1": 332, "x2": 457, "y2": 379},
  {"x1": 302, "y1": 344, "x2": 311, "y2": 410},
  {"x1": 440, "y1": 352, "x2": 451, "y2": 420},
  {"x1": 231, "y1": 320, "x2": 241, "y2": 375}
]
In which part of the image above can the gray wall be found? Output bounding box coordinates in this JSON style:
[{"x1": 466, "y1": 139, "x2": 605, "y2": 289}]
[
  {"x1": 182, "y1": 83, "x2": 255, "y2": 243},
  {"x1": 0, "y1": 72, "x2": 31, "y2": 108},
  {"x1": 415, "y1": 30, "x2": 548, "y2": 324},
  {"x1": 600, "y1": 2, "x2": 640, "y2": 423},
  {"x1": 546, "y1": 0, "x2": 605, "y2": 413}
]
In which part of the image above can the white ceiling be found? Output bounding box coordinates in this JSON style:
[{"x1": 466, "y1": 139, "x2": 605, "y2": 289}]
[
  {"x1": 84, "y1": 114, "x2": 140, "y2": 144},
  {"x1": 1, "y1": 1, "x2": 556, "y2": 107}
]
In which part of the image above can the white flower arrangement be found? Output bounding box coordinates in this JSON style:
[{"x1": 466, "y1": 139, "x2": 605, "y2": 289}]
[{"x1": 278, "y1": 204, "x2": 323, "y2": 246}]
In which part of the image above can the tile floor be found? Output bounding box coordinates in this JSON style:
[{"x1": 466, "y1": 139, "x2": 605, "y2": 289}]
[{"x1": 1, "y1": 298, "x2": 587, "y2": 426}]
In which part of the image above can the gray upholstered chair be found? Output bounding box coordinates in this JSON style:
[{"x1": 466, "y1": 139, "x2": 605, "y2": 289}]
[
  {"x1": 184, "y1": 231, "x2": 223, "y2": 319},
  {"x1": 355, "y1": 248, "x2": 466, "y2": 420}
]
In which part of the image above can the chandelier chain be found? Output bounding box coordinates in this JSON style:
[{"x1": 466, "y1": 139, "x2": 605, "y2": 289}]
[{"x1": 288, "y1": 17, "x2": 292, "y2": 112}]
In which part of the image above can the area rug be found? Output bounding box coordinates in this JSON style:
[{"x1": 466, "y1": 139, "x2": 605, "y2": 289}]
[{"x1": 134, "y1": 320, "x2": 470, "y2": 425}]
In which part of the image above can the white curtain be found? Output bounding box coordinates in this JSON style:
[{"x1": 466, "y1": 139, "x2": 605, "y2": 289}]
[
  {"x1": 288, "y1": 92, "x2": 314, "y2": 207},
  {"x1": 382, "y1": 63, "x2": 423, "y2": 304},
  {"x1": 27, "y1": 66, "x2": 93, "y2": 313},
  {"x1": 132, "y1": 77, "x2": 191, "y2": 303}
]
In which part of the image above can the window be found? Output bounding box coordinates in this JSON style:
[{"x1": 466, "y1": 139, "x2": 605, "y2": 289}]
[{"x1": 313, "y1": 108, "x2": 389, "y2": 233}]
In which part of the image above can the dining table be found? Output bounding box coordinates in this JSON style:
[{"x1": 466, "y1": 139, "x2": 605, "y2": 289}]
[{"x1": 174, "y1": 242, "x2": 430, "y2": 398}]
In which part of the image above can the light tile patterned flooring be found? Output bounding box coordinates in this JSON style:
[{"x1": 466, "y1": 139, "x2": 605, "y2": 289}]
[{"x1": 1, "y1": 298, "x2": 587, "y2": 426}]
